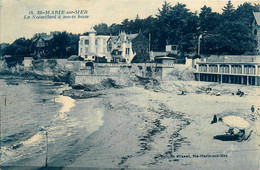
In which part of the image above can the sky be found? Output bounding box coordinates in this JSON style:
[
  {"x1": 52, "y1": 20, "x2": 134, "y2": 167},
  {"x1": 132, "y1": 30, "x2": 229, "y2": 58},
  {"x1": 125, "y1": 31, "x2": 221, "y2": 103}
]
[{"x1": 0, "y1": 0, "x2": 260, "y2": 44}]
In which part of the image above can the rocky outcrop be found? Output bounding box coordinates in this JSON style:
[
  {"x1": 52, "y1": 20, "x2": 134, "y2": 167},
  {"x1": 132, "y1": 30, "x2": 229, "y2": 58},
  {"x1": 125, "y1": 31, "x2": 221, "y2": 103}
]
[
  {"x1": 62, "y1": 89, "x2": 104, "y2": 99},
  {"x1": 0, "y1": 58, "x2": 74, "y2": 84}
]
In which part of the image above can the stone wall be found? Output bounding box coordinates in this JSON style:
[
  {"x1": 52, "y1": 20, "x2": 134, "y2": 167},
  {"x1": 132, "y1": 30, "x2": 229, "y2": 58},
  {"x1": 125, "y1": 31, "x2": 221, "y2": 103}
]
[{"x1": 74, "y1": 63, "x2": 194, "y2": 85}]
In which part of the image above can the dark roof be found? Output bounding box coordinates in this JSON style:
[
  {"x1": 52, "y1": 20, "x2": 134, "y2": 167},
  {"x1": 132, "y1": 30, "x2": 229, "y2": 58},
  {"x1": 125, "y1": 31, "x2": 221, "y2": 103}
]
[
  {"x1": 126, "y1": 34, "x2": 138, "y2": 41},
  {"x1": 108, "y1": 33, "x2": 139, "y2": 43},
  {"x1": 152, "y1": 52, "x2": 168, "y2": 57},
  {"x1": 253, "y1": 12, "x2": 260, "y2": 26},
  {"x1": 32, "y1": 34, "x2": 54, "y2": 42},
  {"x1": 155, "y1": 56, "x2": 176, "y2": 60},
  {"x1": 88, "y1": 27, "x2": 97, "y2": 33},
  {"x1": 109, "y1": 36, "x2": 118, "y2": 43}
]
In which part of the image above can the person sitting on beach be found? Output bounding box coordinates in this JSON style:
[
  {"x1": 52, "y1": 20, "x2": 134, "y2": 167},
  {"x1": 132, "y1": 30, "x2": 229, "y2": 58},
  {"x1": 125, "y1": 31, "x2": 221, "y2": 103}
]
[
  {"x1": 236, "y1": 89, "x2": 241, "y2": 95},
  {"x1": 211, "y1": 115, "x2": 217, "y2": 124},
  {"x1": 179, "y1": 91, "x2": 186, "y2": 95},
  {"x1": 225, "y1": 127, "x2": 234, "y2": 136},
  {"x1": 237, "y1": 129, "x2": 246, "y2": 141}
]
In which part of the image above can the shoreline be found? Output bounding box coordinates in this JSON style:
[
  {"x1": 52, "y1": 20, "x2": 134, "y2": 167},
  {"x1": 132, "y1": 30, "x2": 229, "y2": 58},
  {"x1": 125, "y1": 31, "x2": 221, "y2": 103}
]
[{"x1": 1, "y1": 74, "x2": 260, "y2": 169}]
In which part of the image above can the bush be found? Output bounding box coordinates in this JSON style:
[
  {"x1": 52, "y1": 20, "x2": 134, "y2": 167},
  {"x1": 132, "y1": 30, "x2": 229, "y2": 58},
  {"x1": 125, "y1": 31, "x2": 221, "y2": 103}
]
[{"x1": 4, "y1": 56, "x2": 23, "y2": 68}]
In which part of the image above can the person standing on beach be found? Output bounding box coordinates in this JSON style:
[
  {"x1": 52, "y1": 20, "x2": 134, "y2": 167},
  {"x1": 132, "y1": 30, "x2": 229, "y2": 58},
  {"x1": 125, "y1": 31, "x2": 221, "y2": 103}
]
[{"x1": 251, "y1": 105, "x2": 255, "y2": 115}]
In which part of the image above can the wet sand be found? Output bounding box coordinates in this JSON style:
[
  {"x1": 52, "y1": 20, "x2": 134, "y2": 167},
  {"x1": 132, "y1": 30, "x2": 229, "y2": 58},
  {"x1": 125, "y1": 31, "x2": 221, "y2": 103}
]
[{"x1": 66, "y1": 81, "x2": 260, "y2": 169}]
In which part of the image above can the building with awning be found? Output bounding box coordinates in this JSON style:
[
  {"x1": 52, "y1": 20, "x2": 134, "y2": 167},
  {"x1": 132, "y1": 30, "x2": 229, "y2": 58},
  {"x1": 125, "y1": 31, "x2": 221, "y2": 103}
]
[{"x1": 195, "y1": 55, "x2": 260, "y2": 86}]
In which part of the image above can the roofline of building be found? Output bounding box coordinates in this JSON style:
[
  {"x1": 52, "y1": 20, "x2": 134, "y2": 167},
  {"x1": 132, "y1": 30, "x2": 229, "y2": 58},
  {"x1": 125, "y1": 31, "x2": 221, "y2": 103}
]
[{"x1": 197, "y1": 62, "x2": 260, "y2": 65}]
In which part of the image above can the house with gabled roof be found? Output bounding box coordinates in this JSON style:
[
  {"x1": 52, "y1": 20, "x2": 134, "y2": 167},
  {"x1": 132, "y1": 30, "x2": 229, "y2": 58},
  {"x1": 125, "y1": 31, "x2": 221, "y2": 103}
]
[
  {"x1": 107, "y1": 31, "x2": 149, "y2": 63},
  {"x1": 78, "y1": 28, "x2": 149, "y2": 63},
  {"x1": 253, "y1": 12, "x2": 260, "y2": 52},
  {"x1": 31, "y1": 32, "x2": 59, "y2": 56}
]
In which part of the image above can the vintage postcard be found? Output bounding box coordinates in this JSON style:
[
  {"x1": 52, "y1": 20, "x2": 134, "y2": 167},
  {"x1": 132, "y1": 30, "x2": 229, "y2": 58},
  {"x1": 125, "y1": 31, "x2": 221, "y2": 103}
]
[{"x1": 1, "y1": 0, "x2": 260, "y2": 169}]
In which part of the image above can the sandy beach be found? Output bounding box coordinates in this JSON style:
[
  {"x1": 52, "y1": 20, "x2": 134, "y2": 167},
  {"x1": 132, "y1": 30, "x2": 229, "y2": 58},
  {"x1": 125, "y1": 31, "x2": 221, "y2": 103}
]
[{"x1": 65, "y1": 81, "x2": 260, "y2": 169}]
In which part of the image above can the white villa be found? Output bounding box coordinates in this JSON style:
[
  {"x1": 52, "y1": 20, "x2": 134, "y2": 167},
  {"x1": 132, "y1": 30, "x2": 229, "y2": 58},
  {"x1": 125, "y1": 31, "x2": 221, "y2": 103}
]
[
  {"x1": 78, "y1": 27, "x2": 110, "y2": 61},
  {"x1": 78, "y1": 28, "x2": 149, "y2": 63}
]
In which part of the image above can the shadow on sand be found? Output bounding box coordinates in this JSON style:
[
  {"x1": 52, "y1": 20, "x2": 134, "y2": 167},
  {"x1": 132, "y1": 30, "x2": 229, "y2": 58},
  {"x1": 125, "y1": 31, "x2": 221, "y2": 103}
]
[
  {"x1": 213, "y1": 134, "x2": 240, "y2": 141},
  {"x1": 214, "y1": 130, "x2": 253, "y2": 142}
]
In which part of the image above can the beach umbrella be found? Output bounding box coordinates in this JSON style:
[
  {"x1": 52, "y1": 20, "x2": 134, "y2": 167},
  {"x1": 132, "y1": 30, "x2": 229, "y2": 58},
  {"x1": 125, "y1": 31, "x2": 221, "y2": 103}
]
[{"x1": 222, "y1": 116, "x2": 250, "y2": 129}]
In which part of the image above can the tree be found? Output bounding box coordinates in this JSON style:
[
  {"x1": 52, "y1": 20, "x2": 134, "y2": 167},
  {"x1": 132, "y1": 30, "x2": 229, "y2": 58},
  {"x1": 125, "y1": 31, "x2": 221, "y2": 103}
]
[
  {"x1": 234, "y1": 2, "x2": 260, "y2": 28},
  {"x1": 48, "y1": 32, "x2": 71, "y2": 58},
  {"x1": 109, "y1": 23, "x2": 121, "y2": 35},
  {"x1": 167, "y1": 3, "x2": 199, "y2": 53},
  {"x1": 2, "y1": 38, "x2": 31, "y2": 56},
  {"x1": 121, "y1": 19, "x2": 130, "y2": 33},
  {"x1": 155, "y1": 1, "x2": 172, "y2": 50},
  {"x1": 68, "y1": 33, "x2": 80, "y2": 56},
  {"x1": 1, "y1": 38, "x2": 31, "y2": 67},
  {"x1": 201, "y1": 21, "x2": 256, "y2": 55},
  {"x1": 222, "y1": 0, "x2": 235, "y2": 21},
  {"x1": 199, "y1": 6, "x2": 221, "y2": 32},
  {"x1": 94, "y1": 23, "x2": 110, "y2": 35}
]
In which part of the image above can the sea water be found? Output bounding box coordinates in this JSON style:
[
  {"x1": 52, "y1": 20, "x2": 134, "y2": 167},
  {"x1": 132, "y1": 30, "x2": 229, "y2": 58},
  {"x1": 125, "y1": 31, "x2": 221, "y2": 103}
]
[{"x1": 0, "y1": 76, "x2": 104, "y2": 167}]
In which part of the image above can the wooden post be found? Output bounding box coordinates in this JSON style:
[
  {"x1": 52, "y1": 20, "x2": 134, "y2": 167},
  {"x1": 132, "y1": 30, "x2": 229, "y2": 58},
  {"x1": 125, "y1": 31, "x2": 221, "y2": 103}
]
[
  {"x1": 4, "y1": 91, "x2": 6, "y2": 106},
  {"x1": 53, "y1": 91, "x2": 55, "y2": 104},
  {"x1": 172, "y1": 140, "x2": 174, "y2": 154},
  {"x1": 45, "y1": 131, "x2": 48, "y2": 167}
]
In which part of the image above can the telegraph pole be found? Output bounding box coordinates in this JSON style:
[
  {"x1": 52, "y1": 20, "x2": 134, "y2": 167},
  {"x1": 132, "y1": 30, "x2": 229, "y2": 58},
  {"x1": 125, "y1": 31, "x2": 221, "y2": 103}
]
[
  {"x1": 198, "y1": 34, "x2": 202, "y2": 55},
  {"x1": 149, "y1": 33, "x2": 151, "y2": 52}
]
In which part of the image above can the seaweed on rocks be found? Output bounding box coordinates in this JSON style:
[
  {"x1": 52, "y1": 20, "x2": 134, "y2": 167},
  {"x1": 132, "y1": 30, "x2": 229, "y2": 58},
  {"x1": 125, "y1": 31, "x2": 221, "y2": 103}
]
[
  {"x1": 71, "y1": 78, "x2": 123, "y2": 92},
  {"x1": 62, "y1": 89, "x2": 104, "y2": 99}
]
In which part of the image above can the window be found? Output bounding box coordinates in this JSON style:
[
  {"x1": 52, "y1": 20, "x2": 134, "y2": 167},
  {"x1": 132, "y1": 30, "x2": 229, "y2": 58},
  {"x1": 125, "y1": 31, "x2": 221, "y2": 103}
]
[
  {"x1": 254, "y1": 29, "x2": 257, "y2": 35},
  {"x1": 85, "y1": 47, "x2": 88, "y2": 53},
  {"x1": 85, "y1": 39, "x2": 89, "y2": 45},
  {"x1": 95, "y1": 39, "x2": 98, "y2": 45},
  {"x1": 117, "y1": 43, "x2": 121, "y2": 48},
  {"x1": 80, "y1": 40, "x2": 83, "y2": 45},
  {"x1": 80, "y1": 48, "x2": 82, "y2": 53},
  {"x1": 108, "y1": 42, "x2": 112, "y2": 51},
  {"x1": 125, "y1": 48, "x2": 130, "y2": 55}
]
